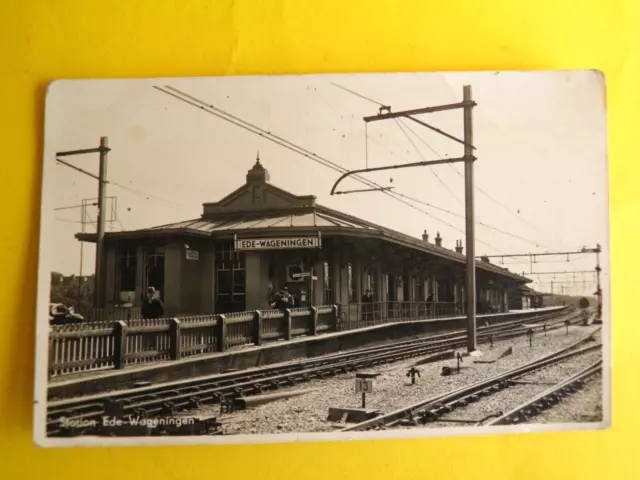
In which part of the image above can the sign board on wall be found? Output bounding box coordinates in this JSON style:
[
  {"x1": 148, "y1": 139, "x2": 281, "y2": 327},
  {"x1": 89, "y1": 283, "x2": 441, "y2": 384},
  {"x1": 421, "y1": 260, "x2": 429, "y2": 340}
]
[
  {"x1": 235, "y1": 237, "x2": 322, "y2": 251},
  {"x1": 186, "y1": 250, "x2": 199, "y2": 260}
]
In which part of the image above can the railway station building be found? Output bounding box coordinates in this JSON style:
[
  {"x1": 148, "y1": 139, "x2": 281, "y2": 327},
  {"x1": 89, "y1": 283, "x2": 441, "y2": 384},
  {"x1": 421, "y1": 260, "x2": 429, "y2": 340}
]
[{"x1": 77, "y1": 158, "x2": 532, "y2": 319}]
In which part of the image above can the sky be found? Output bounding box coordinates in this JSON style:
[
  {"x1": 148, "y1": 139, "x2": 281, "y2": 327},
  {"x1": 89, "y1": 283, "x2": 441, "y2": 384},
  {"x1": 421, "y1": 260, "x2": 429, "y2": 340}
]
[{"x1": 41, "y1": 71, "x2": 609, "y2": 296}]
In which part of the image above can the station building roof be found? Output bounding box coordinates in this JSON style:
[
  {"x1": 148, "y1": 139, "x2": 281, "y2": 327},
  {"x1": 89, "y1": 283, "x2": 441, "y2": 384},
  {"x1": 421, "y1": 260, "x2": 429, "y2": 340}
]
[{"x1": 77, "y1": 158, "x2": 531, "y2": 284}]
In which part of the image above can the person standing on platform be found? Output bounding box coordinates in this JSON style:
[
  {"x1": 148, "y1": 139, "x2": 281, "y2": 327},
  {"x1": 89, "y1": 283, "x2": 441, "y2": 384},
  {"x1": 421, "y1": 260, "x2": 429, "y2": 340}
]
[
  {"x1": 426, "y1": 293, "x2": 434, "y2": 318},
  {"x1": 273, "y1": 286, "x2": 295, "y2": 310},
  {"x1": 142, "y1": 286, "x2": 165, "y2": 319}
]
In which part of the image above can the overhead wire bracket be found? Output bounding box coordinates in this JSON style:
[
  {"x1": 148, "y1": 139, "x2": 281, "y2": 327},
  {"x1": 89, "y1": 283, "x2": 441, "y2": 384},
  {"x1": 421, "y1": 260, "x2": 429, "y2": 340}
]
[{"x1": 330, "y1": 157, "x2": 467, "y2": 196}]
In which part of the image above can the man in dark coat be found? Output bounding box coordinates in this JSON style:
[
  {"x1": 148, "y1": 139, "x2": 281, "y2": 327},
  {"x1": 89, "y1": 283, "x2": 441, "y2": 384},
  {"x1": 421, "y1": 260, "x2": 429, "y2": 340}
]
[
  {"x1": 273, "y1": 286, "x2": 295, "y2": 310},
  {"x1": 141, "y1": 286, "x2": 165, "y2": 319}
]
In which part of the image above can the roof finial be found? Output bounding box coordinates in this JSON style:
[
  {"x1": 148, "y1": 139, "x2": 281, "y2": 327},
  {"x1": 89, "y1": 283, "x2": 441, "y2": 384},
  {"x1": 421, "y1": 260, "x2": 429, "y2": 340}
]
[{"x1": 256, "y1": 151, "x2": 261, "y2": 165}]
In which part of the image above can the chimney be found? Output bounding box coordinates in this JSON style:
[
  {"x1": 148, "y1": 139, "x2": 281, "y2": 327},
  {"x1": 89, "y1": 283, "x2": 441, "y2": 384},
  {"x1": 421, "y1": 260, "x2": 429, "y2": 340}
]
[
  {"x1": 435, "y1": 232, "x2": 442, "y2": 247},
  {"x1": 480, "y1": 255, "x2": 490, "y2": 263},
  {"x1": 455, "y1": 240, "x2": 463, "y2": 254},
  {"x1": 421, "y1": 230, "x2": 429, "y2": 242}
]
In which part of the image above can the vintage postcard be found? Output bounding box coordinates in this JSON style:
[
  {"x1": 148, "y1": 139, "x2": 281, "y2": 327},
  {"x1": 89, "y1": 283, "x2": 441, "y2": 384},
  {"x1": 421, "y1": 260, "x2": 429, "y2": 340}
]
[{"x1": 34, "y1": 71, "x2": 610, "y2": 447}]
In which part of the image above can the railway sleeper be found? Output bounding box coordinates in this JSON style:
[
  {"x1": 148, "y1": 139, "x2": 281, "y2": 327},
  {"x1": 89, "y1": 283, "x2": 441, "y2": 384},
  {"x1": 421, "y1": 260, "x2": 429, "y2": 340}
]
[
  {"x1": 162, "y1": 401, "x2": 177, "y2": 415},
  {"x1": 159, "y1": 391, "x2": 180, "y2": 399},
  {"x1": 420, "y1": 410, "x2": 441, "y2": 423},
  {"x1": 103, "y1": 399, "x2": 126, "y2": 417},
  {"x1": 252, "y1": 383, "x2": 264, "y2": 394},
  {"x1": 438, "y1": 405, "x2": 454, "y2": 414}
]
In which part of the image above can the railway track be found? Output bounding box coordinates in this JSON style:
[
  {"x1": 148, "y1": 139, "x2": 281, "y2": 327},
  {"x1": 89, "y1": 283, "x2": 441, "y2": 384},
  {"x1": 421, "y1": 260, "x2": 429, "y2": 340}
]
[
  {"x1": 483, "y1": 359, "x2": 603, "y2": 426},
  {"x1": 341, "y1": 329, "x2": 602, "y2": 432},
  {"x1": 47, "y1": 307, "x2": 581, "y2": 436}
]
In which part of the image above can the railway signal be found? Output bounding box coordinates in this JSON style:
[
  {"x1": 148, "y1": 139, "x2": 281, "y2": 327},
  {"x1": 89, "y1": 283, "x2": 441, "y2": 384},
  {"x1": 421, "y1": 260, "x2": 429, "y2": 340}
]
[{"x1": 406, "y1": 367, "x2": 421, "y2": 385}]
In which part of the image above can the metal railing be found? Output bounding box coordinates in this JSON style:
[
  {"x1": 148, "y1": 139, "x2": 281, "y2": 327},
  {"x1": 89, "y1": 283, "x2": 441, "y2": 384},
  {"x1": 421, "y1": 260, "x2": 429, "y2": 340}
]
[{"x1": 338, "y1": 301, "x2": 487, "y2": 330}]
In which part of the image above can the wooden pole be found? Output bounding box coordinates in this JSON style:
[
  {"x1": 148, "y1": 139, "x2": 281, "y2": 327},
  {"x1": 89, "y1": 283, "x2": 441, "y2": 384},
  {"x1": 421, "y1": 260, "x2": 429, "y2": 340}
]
[
  {"x1": 463, "y1": 86, "x2": 477, "y2": 353},
  {"x1": 94, "y1": 137, "x2": 108, "y2": 307}
]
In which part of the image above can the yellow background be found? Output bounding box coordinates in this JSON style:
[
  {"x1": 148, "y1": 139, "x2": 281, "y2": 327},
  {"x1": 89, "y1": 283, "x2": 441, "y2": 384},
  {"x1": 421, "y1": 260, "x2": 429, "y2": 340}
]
[{"x1": 1, "y1": 1, "x2": 637, "y2": 478}]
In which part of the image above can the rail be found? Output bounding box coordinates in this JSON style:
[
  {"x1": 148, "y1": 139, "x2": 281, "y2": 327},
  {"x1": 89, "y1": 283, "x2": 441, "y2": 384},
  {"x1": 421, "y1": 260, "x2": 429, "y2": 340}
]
[
  {"x1": 484, "y1": 359, "x2": 603, "y2": 426},
  {"x1": 48, "y1": 303, "x2": 566, "y2": 378},
  {"x1": 342, "y1": 330, "x2": 600, "y2": 432},
  {"x1": 46, "y1": 307, "x2": 574, "y2": 436}
]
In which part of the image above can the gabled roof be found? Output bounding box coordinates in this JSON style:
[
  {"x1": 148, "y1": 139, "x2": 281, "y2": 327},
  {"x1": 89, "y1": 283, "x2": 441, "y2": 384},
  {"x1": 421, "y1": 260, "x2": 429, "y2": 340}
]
[{"x1": 76, "y1": 159, "x2": 531, "y2": 284}]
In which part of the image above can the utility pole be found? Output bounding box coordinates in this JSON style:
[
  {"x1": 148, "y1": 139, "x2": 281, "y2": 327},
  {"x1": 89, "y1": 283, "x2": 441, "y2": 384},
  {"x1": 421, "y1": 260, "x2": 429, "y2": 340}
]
[
  {"x1": 328, "y1": 86, "x2": 478, "y2": 352},
  {"x1": 595, "y1": 243, "x2": 602, "y2": 319},
  {"x1": 463, "y1": 86, "x2": 477, "y2": 352},
  {"x1": 56, "y1": 137, "x2": 110, "y2": 308},
  {"x1": 95, "y1": 137, "x2": 109, "y2": 308}
]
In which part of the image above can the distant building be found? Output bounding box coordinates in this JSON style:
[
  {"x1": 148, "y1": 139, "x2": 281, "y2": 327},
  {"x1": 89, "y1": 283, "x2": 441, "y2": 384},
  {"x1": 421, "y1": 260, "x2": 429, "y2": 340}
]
[
  {"x1": 508, "y1": 285, "x2": 541, "y2": 310},
  {"x1": 76, "y1": 158, "x2": 531, "y2": 316}
]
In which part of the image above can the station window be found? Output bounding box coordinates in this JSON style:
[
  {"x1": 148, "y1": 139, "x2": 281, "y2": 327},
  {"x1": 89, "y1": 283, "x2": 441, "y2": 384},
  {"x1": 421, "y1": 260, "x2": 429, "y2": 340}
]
[
  {"x1": 215, "y1": 242, "x2": 246, "y2": 312},
  {"x1": 323, "y1": 261, "x2": 334, "y2": 304},
  {"x1": 364, "y1": 266, "x2": 376, "y2": 301},
  {"x1": 414, "y1": 276, "x2": 423, "y2": 302},
  {"x1": 117, "y1": 246, "x2": 137, "y2": 293},
  {"x1": 145, "y1": 246, "x2": 165, "y2": 299},
  {"x1": 347, "y1": 263, "x2": 354, "y2": 303}
]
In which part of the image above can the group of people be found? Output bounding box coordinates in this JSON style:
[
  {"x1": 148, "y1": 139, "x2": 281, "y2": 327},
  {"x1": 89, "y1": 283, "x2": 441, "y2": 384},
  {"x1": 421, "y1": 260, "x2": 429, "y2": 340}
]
[
  {"x1": 269, "y1": 286, "x2": 306, "y2": 309},
  {"x1": 49, "y1": 303, "x2": 84, "y2": 325}
]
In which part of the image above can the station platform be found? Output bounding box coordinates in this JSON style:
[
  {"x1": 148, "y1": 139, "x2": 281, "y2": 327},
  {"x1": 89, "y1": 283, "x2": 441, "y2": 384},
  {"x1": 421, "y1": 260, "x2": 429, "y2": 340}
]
[{"x1": 48, "y1": 306, "x2": 564, "y2": 399}]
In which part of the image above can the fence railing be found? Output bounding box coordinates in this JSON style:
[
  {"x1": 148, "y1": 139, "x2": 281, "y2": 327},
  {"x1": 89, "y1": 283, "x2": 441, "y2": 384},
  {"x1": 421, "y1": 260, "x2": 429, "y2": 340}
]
[
  {"x1": 338, "y1": 301, "x2": 488, "y2": 330},
  {"x1": 48, "y1": 300, "x2": 510, "y2": 378},
  {"x1": 48, "y1": 306, "x2": 338, "y2": 377},
  {"x1": 80, "y1": 307, "x2": 142, "y2": 322}
]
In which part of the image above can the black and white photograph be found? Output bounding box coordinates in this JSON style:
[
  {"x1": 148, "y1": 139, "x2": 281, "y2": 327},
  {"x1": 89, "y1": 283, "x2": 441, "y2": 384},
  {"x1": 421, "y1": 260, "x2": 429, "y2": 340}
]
[{"x1": 34, "y1": 71, "x2": 610, "y2": 447}]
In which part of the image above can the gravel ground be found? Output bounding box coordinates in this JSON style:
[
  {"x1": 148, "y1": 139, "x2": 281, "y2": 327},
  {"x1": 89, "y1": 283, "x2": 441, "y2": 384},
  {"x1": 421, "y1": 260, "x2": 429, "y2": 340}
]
[
  {"x1": 192, "y1": 324, "x2": 602, "y2": 435},
  {"x1": 421, "y1": 350, "x2": 603, "y2": 429},
  {"x1": 531, "y1": 375, "x2": 603, "y2": 424}
]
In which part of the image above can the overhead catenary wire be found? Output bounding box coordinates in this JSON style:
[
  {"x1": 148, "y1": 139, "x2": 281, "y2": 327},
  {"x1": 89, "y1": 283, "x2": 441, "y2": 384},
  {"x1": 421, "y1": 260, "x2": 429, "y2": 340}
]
[
  {"x1": 57, "y1": 154, "x2": 187, "y2": 212},
  {"x1": 331, "y1": 83, "x2": 386, "y2": 107},
  {"x1": 435, "y1": 75, "x2": 569, "y2": 249},
  {"x1": 336, "y1": 89, "x2": 550, "y2": 250},
  {"x1": 54, "y1": 202, "x2": 97, "y2": 211},
  {"x1": 398, "y1": 118, "x2": 557, "y2": 251},
  {"x1": 155, "y1": 85, "x2": 512, "y2": 256},
  {"x1": 393, "y1": 118, "x2": 464, "y2": 207},
  {"x1": 332, "y1": 82, "x2": 559, "y2": 250},
  {"x1": 108, "y1": 180, "x2": 184, "y2": 209},
  {"x1": 390, "y1": 191, "x2": 546, "y2": 248}
]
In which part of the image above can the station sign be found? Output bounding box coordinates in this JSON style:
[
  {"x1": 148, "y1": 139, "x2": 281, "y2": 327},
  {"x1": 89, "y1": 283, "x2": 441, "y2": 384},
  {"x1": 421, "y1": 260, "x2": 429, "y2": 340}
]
[
  {"x1": 291, "y1": 272, "x2": 318, "y2": 280},
  {"x1": 185, "y1": 250, "x2": 199, "y2": 260},
  {"x1": 235, "y1": 237, "x2": 322, "y2": 251}
]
